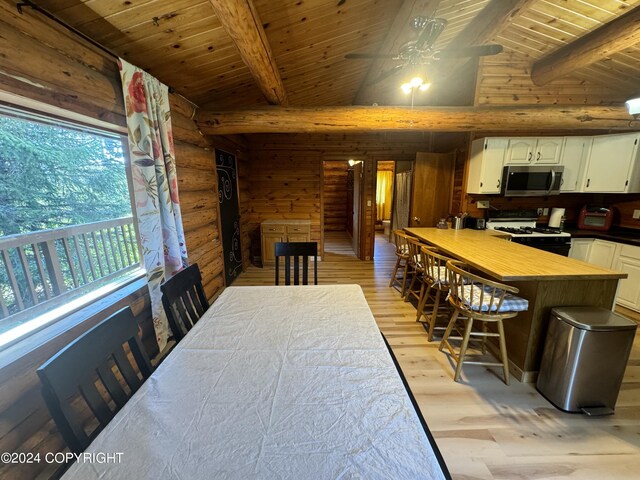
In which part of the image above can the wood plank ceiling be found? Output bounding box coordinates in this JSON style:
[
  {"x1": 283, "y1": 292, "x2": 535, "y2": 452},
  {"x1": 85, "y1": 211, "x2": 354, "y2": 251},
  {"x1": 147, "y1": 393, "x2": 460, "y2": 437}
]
[{"x1": 32, "y1": 0, "x2": 640, "y2": 109}]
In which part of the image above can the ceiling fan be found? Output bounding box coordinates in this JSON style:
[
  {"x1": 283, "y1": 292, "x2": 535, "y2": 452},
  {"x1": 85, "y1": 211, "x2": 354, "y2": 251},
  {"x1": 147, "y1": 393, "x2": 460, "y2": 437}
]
[{"x1": 345, "y1": 16, "x2": 503, "y2": 87}]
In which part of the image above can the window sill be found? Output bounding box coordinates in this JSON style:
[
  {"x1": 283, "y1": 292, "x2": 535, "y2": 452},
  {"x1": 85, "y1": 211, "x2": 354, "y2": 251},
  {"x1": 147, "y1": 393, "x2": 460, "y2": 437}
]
[{"x1": 0, "y1": 274, "x2": 148, "y2": 371}]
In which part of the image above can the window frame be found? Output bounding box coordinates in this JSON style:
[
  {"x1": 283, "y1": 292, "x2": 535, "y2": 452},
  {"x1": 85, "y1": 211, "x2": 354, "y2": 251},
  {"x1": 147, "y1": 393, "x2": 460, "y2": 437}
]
[{"x1": 0, "y1": 93, "x2": 145, "y2": 355}]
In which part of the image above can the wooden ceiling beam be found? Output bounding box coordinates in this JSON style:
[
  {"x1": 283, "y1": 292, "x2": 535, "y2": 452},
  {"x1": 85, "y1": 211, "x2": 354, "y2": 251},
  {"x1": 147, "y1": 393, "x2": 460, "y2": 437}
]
[
  {"x1": 435, "y1": 0, "x2": 537, "y2": 80},
  {"x1": 208, "y1": 0, "x2": 287, "y2": 105},
  {"x1": 353, "y1": 1, "x2": 441, "y2": 105},
  {"x1": 196, "y1": 105, "x2": 632, "y2": 135},
  {"x1": 531, "y1": 6, "x2": 640, "y2": 86}
]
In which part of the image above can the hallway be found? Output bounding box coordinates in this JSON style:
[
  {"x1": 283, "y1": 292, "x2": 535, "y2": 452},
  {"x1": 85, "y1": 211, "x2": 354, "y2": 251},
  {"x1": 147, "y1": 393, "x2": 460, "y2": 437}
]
[{"x1": 233, "y1": 233, "x2": 640, "y2": 480}]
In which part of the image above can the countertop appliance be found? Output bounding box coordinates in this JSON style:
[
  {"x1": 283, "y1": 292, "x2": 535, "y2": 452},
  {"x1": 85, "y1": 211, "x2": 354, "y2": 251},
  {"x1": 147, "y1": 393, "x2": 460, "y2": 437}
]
[
  {"x1": 578, "y1": 205, "x2": 614, "y2": 231},
  {"x1": 465, "y1": 217, "x2": 486, "y2": 230},
  {"x1": 486, "y1": 209, "x2": 571, "y2": 256},
  {"x1": 501, "y1": 165, "x2": 564, "y2": 197}
]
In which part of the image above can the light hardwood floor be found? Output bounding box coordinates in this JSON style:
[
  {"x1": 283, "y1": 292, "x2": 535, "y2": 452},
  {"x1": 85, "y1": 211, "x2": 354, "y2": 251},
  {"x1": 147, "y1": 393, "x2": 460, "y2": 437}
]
[{"x1": 234, "y1": 231, "x2": 640, "y2": 480}]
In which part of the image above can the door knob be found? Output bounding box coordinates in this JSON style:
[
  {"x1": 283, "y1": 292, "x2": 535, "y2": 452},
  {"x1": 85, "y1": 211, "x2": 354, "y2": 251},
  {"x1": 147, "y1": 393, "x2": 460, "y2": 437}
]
[{"x1": 413, "y1": 217, "x2": 421, "y2": 224}]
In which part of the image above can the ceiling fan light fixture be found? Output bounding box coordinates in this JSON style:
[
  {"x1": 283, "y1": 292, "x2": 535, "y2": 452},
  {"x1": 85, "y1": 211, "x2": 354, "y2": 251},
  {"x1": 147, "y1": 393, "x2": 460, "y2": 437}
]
[
  {"x1": 419, "y1": 82, "x2": 431, "y2": 92},
  {"x1": 401, "y1": 83, "x2": 413, "y2": 94},
  {"x1": 410, "y1": 76, "x2": 424, "y2": 87}
]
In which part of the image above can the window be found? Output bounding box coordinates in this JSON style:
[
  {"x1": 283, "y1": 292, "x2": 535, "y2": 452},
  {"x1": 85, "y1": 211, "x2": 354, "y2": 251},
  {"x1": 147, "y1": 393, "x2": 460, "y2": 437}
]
[{"x1": 0, "y1": 106, "x2": 142, "y2": 349}]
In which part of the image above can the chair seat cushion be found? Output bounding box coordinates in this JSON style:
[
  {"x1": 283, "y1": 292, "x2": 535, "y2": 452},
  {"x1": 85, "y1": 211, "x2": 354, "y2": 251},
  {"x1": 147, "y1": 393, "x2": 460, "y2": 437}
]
[
  {"x1": 428, "y1": 266, "x2": 450, "y2": 286},
  {"x1": 461, "y1": 284, "x2": 528, "y2": 313}
]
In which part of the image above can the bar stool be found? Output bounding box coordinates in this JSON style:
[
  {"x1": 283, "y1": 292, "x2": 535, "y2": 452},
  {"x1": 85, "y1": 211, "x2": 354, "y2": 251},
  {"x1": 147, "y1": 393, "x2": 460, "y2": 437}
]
[
  {"x1": 439, "y1": 261, "x2": 528, "y2": 385},
  {"x1": 389, "y1": 230, "x2": 411, "y2": 296},
  {"x1": 417, "y1": 246, "x2": 455, "y2": 341},
  {"x1": 404, "y1": 236, "x2": 427, "y2": 303}
]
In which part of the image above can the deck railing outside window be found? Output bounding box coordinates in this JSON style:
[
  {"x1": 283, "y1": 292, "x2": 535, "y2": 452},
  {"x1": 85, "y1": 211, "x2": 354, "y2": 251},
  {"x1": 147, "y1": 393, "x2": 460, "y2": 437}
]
[{"x1": 0, "y1": 217, "x2": 141, "y2": 334}]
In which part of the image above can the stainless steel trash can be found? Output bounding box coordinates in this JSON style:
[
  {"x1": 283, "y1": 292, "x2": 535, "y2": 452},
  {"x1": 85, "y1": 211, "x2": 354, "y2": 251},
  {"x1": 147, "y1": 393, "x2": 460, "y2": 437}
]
[{"x1": 537, "y1": 306, "x2": 637, "y2": 415}]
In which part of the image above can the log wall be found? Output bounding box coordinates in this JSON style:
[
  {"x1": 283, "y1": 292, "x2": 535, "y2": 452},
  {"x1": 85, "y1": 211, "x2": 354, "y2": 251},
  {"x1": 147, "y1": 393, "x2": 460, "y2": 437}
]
[
  {"x1": 323, "y1": 161, "x2": 349, "y2": 232},
  {"x1": 0, "y1": 3, "x2": 226, "y2": 478},
  {"x1": 238, "y1": 133, "x2": 458, "y2": 261}
]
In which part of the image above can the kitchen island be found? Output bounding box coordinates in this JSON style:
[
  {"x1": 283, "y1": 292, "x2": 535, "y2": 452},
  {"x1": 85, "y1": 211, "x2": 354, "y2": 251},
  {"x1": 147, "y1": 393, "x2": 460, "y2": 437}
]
[{"x1": 406, "y1": 228, "x2": 627, "y2": 382}]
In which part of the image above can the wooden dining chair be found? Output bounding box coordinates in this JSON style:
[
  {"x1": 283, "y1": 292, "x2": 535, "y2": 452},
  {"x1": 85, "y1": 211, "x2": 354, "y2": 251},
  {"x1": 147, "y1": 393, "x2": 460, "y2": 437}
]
[
  {"x1": 275, "y1": 241, "x2": 318, "y2": 285},
  {"x1": 37, "y1": 307, "x2": 153, "y2": 454},
  {"x1": 439, "y1": 261, "x2": 528, "y2": 385},
  {"x1": 161, "y1": 263, "x2": 209, "y2": 341},
  {"x1": 389, "y1": 230, "x2": 411, "y2": 296}
]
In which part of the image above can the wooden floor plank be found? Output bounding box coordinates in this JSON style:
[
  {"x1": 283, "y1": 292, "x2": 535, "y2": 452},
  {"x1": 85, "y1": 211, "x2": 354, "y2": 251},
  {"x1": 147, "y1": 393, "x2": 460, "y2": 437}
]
[{"x1": 234, "y1": 231, "x2": 640, "y2": 479}]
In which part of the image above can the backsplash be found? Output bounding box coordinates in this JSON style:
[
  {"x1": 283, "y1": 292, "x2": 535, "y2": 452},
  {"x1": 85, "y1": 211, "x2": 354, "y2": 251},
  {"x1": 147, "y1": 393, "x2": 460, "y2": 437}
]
[{"x1": 463, "y1": 193, "x2": 640, "y2": 229}]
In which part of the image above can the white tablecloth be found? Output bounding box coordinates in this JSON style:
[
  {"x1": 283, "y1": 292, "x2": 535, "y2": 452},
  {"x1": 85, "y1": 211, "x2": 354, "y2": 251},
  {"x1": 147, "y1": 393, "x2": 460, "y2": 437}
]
[{"x1": 63, "y1": 285, "x2": 448, "y2": 479}]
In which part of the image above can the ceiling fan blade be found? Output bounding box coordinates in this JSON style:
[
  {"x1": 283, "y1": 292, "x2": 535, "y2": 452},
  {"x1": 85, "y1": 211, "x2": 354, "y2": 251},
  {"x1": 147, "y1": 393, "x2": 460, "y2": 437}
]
[
  {"x1": 415, "y1": 18, "x2": 448, "y2": 50},
  {"x1": 345, "y1": 53, "x2": 397, "y2": 60},
  {"x1": 368, "y1": 65, "x2": 405, "y2": 85},
  {"x1": 434, "y1": 44, "x2": 503, "y2": 59}
]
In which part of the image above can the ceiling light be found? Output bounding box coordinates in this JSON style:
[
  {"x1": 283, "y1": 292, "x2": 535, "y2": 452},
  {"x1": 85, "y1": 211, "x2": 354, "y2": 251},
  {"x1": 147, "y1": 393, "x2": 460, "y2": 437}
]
[
  {"x1": 625, "y1": 97, "x2": 640, "y2": 116},
  {"x1": 401, "y1": 83, "x2": 413, "y2": 94},
  {"x1": 400, "y1": 65, "x2": 430, "y2": 94}
]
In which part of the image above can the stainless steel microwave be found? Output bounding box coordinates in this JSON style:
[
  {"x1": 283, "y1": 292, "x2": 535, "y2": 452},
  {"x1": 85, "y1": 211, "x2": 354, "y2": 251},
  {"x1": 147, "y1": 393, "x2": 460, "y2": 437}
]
[{"x1": 501, "y1": 165, "x2": 564, "y2": 196}]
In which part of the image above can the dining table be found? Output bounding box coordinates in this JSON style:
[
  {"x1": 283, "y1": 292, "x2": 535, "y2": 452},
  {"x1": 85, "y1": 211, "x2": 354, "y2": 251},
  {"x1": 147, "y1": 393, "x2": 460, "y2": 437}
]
[{"x1": 62, "y1": 285, "x2": 450, "y2": 479}]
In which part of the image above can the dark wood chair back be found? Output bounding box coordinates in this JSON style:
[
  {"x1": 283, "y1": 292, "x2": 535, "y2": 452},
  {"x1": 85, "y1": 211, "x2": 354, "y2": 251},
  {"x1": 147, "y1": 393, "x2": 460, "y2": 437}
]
[
  {"x1": 37, "y1": 307, "x2": 153, "y2": 454},
  {"x1": 161, "y1": 264, "x2": 209, "y2": 341},
  {"x1": 275, "y1": 242, "x2": 318, "y2": 285}
]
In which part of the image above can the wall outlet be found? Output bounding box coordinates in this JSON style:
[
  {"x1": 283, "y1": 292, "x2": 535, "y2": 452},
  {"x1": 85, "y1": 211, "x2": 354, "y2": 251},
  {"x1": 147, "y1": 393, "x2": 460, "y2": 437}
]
[
  {"x1": 367, "y1": 200, "x2": 372, "y2": 207},
  {"x1": 476, "y1": 200, "x2": 490, "y2": 209},
  {"x1": 543, "y1": 208, "x2": 549, "y2": 216},
  {"x1": 537, "y1": 208, "x2": 544, "y2": 216},
  {"x1": 633, "y1": 209, "x2": 640, "y2": 219}
]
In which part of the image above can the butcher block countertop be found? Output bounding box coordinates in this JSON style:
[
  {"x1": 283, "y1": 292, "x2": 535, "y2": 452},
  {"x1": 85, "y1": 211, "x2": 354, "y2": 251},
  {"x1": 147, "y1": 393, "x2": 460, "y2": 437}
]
[{"x1": 405, "y1": 228, "x2": 627, "y2": 282}]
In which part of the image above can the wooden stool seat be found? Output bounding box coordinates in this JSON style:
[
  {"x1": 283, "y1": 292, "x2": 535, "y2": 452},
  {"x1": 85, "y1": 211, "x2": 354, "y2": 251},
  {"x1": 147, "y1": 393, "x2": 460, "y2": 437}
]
[
  {"x1": 389, "y1": 230, "x2": 411, "y2": 296},
  {"x1": 404, "y1": 236, "x2": 428, "y2": 303},
  {"x1": 439, "y1": 261, "x2": 528, "y2": 385},
  {"x1": 417, "y1": 247, "x2": 455, "y2": 341}
]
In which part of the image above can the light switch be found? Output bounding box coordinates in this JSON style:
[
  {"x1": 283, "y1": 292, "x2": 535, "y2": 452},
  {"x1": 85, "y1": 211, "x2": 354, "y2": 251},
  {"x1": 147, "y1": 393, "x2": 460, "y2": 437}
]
[
  {"x1": 367, "y1": 200, "x2": 372, "y2": 207},
  {"x1": 633, "y1": 209, "x2": 640, "y2": 219}
]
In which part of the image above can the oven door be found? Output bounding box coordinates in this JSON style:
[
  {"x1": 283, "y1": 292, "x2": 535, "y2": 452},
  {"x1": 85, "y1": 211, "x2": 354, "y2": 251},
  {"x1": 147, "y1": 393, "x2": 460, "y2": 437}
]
[
  {"x1": 502, "y1": 166, "x2": 564, "y2": 196},
  {"x1": 513, "y1": 237, "x2": 571, "y2": 256}
]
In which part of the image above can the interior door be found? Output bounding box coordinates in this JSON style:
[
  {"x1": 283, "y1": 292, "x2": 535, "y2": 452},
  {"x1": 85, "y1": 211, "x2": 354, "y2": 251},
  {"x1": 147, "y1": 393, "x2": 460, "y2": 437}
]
[
  {"x1": 352, "y1": 162, "x2": 362, "y2": 256},
  {"x1": 216, "y1": 149, "x2": 242, "y2": 285},
  {"x1": 409, "y1": 152, "x2": 455, "y2": 227}
]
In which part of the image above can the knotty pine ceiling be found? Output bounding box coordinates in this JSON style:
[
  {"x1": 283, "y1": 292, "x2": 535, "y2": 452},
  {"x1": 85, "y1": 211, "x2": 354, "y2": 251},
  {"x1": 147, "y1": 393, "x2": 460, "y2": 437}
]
[{"x1": 35, "y1": 0, "x2": 640, "y2": 109}]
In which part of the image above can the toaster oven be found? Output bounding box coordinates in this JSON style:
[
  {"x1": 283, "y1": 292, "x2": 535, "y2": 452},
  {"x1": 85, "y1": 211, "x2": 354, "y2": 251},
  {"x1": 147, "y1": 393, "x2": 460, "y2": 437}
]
[{"x1": 578, "y1": 206, "x2": 614, "y2": 231}]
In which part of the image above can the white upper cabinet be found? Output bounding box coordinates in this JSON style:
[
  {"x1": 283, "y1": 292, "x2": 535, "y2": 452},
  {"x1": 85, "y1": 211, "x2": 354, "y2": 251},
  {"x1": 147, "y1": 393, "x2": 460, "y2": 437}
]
[
  {"x1": 467, "y1": 138, "x2": 508, "y2": 194},
  {"x1": 582, "y1": 132, "x2": 640, "y2": 193},
  {"x1": 505, "y1": 137, "x2": 564, "y2": 165},
  {"x1": 560, "y1": 136, "x2": 591, "y2": 192},
  {"x1": 505, "y1": 138, "x2": 535, "y2": 164}
]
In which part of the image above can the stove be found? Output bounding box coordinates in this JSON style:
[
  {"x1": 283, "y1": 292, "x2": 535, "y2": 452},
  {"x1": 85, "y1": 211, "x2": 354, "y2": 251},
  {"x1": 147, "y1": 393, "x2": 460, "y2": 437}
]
[{"x1": 486, "y1": 211, "x2": 571, "y2": 256}]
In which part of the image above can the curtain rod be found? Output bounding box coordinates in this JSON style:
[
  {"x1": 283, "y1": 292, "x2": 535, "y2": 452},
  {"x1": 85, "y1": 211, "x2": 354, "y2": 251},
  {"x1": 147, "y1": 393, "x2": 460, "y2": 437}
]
[{"x1": 15, "y1": 0, "x2": 199, "y2": 111}]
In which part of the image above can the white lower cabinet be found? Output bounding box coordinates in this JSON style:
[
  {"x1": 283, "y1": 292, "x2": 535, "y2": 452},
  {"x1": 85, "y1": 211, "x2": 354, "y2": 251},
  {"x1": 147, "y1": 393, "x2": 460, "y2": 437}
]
[
  {"x1": 614, "y1": 244, "x2": 640, "y2": 311},
  {"x1": 588, "y1": 239, "x2": 620, "y2": 269},
  {"x1": 568, "y1": 238, "x2": 592, "y2": 261},
  {"x1": 571, "y1": 238, "x2": 640, "y2": 312}
]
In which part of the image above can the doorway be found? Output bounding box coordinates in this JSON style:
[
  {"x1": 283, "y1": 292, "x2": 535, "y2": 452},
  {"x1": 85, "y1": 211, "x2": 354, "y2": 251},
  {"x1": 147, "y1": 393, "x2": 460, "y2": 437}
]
[
  {"x1": 375, "y1": 161, "x2": 395, "y2": 243},
  {"x1": 322, "y1": 160, "x2": 357, "y2": 257}
]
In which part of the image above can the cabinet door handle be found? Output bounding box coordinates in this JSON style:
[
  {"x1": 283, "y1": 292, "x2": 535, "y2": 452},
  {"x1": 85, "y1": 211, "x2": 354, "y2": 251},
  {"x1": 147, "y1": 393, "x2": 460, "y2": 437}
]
[
  {"x1": 497, "y1": 179, "x2": 501, "y2": 188},
  {"x1": 586, "y1": 179, "x2": 590, "y2": 188},
  {"x1": 561, "y1": 177, "x2": 564, "y2": 186},
  {"x1": 536, "y1": 152, "x2": 541, "y2": 161},
  {"x1": 528, "y1": 152, "x2": 532, "y2": 161}
]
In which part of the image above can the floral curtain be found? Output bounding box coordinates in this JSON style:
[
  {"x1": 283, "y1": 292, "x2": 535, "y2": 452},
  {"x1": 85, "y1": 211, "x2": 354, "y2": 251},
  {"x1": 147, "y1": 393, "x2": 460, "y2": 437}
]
[
  {"x1": 376, "y1": 170, "x2": 393, "y2": 221},
  {"x1": 118, "y1": 59, "x2": 187, "y2": 352}
]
